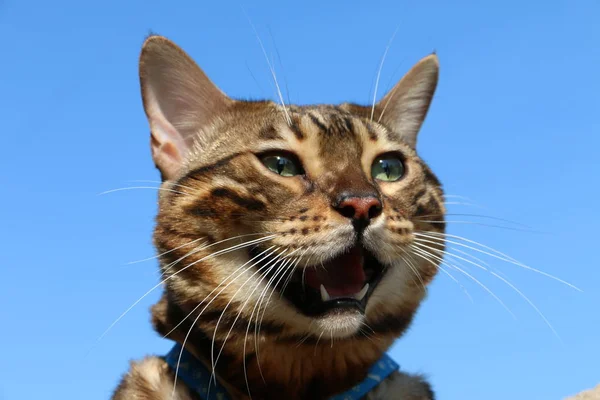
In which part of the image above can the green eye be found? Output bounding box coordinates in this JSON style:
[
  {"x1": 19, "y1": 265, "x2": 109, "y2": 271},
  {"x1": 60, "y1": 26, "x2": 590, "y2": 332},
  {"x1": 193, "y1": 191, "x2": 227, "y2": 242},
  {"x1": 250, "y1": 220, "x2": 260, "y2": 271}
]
[
  {"x1": 371, "y1": 155, "x2": 405, "y2": 182},
  {"x1": 261, "y1": 154, "x2": 303, "y2": 177}
]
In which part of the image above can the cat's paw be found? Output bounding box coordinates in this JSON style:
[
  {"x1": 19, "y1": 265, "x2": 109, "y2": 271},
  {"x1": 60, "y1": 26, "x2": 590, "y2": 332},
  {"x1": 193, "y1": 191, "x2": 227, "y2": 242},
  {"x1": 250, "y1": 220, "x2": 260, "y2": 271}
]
[
  {"x1": 364, "y1": 370, "x2": 435, "y2": 400},
  {"x1": 111, "y1": 356, "x2": 195, "y2": 400}
]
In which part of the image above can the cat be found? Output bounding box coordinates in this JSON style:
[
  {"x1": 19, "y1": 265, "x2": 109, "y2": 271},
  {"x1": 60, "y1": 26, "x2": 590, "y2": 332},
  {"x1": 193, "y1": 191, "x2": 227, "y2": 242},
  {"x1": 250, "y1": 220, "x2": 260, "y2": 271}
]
[{"x1": 112, "y1": 34, "x2": 445, "y2": 400}]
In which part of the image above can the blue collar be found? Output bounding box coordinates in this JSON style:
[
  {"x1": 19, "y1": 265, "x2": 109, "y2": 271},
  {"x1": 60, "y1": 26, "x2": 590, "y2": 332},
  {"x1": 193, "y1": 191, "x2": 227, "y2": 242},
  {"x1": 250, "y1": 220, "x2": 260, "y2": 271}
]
[{"x1": 164, "y1": 343, "x2": 399, "y2": 400}]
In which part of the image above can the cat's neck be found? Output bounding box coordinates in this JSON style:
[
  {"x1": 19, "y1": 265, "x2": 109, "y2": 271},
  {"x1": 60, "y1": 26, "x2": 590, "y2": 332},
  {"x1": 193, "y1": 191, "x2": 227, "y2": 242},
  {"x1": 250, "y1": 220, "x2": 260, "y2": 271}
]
[{"x1": 151, "y1": 294, "x2": 394, "y2": 400}]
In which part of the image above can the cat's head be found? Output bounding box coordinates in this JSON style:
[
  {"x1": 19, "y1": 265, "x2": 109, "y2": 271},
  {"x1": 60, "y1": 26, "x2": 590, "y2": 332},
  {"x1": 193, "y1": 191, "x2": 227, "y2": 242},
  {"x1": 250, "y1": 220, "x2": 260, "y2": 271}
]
[{"x1": 141, "y1": 35, "x2": 445, "y2": 341}]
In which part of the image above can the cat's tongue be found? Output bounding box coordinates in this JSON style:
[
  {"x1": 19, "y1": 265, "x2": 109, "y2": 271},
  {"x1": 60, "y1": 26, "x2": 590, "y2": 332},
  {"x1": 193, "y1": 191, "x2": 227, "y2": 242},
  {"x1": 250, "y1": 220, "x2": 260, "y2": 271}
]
[{"x1": 305, "y1": 247, "x2": 366, "y2": 297}]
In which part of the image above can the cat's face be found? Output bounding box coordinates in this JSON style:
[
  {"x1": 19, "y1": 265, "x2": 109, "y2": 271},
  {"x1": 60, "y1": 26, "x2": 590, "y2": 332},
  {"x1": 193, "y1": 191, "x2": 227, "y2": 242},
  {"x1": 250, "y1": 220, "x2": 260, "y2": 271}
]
[{"x1": 141, "y1": 36, "x2": 445, "y2": 341}]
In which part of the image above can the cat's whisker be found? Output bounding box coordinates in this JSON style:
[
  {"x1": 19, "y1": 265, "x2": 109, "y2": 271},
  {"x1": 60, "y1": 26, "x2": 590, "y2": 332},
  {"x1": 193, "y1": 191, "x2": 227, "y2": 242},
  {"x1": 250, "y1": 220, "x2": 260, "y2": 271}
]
[
  {"x1": 407, "y1": 245, "x2": 473, "y2": 302},
  {"x1": 357, "y1": 328, "x2": 377, "y2": 345},
  {"x1": 212, "y1": 250, "x2": 300, "y2": 392},
  {"x1": 126, "y1": 179, "x2": 199, "y2": 193},
  {"x1": 224, "y1": 216, "x2": 292, "y2": 223},
  {"x1": 240, "y1": 260, "x2": 286, "y2": 399},
  {"x1": 376, "y1": 83, "x2": 398, "y2": 124},
  {"x1": 174, "y1": 247, "x2": 284, "y2": 399},
  {"x1": 98, "y1": 186, "x2": 191, "y2": 197},
  {"x1": 246, "y1": 253, "x2": 300, "y2": 390},
  {"x1": 443, "y1": 194, "x2": 476, "y2": 201},
  {"x1": 94, "y1": 234, "x2": 279, "y2": 350},
  {"x1": 410, "y1": 245, "x2": 515, "y2": 318},
  {"x1": 415, "y1": 220, "x2": 543, "y2": 234},
  {"x1": 243, "y1": 10, "x2": 292, "y2": 126},
  {"x1": 414, "y1": 236, "x2": 492, "y2": 270},
  {"x1": 210, "y1": 249, "x2": 288, "y2": 382},
  {"x1": 163, "y1": 246, "x2": 279, "y2": 339},
  {"x1": 412, "y1": 241, "x2": 561, "y2": 340},
  {"x1": 411, "y1": 246, "x2": 474, "y2": 302},
  {"x1": 371, "y1": 27, "x2": 400, "y2": 121},
  {"x1": 360, "y1": 321, "x2": 376, "y2": 336},
  {"x1": 415, "y1": 232, "x2": 581, "y2": 291},
  {"x1": 438, "y1": 266, "x2": 474, "y2": 303},
  {"x1": 399, "y1": 248, "x2": 426, "y2": 290},
  {"x1": 295, "y1": 333, "x2": 312, "y2": 348},
  {"x1": 292, "y1": 249, "x2": 315, "y2": 296},
  {"x1": 126, "y1": 237, "x2": 206, "y2": 265},
  {"x1": 159, "y1": 242, "x2": 209, "y2": 278},
  {"x1": 414, "y1": 213, "x2": 533, "y2": 229},
  {"x1": 280, "y1": 255, "x2": 304, "y2": 298},
  {"x1": 254, "y1": 248, "x2": 304, "y2": 351},
  {"x1": 167, "y1": 235, "x2": 277, "y2": 279},
  {"x1": 267, "y1": 27, "x2": 292, "y2": 107},
  {"x1": 256, "y1": 249, "x2": 307, "y2": 361},
  {"x1": 159, "y1": 244, "x2": 207, "y2": 278},
  {"x1": 488, "y1": 269, "x2": 562, "y2": 341},
  {"x1": 443, "y1": 201, "x2": 487, "y2": 210},
  {"x1": 159, "y1": 232, "x2": 279, "y2": 277},
  {"x1": 255, "y1": 250, "x2": 304, "y2": 358},
  {"x1": 314, "y1": 330, "x2": 325, "y2": 356}
]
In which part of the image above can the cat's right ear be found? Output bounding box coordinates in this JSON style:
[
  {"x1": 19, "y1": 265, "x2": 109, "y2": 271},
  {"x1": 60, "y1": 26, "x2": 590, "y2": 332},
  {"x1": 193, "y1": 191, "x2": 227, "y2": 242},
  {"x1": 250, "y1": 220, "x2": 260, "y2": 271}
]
[{"x1": 139, "y1": 35, "x2": 234, "y2": 180}]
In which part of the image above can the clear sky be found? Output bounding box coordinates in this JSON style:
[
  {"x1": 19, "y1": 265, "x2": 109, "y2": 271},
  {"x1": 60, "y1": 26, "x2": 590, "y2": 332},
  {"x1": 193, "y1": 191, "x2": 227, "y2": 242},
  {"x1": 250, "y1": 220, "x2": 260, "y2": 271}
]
[{"x1": 1, "y1": 0, "x2": 599, "y2": 399}]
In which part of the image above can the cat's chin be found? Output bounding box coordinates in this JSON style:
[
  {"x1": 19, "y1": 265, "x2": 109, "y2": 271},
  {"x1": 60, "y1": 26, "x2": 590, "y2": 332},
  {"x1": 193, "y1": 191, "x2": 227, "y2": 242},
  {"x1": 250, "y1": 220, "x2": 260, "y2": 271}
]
[{"x1": 311, "y1": 309, "x2": 365, "y2": 338}]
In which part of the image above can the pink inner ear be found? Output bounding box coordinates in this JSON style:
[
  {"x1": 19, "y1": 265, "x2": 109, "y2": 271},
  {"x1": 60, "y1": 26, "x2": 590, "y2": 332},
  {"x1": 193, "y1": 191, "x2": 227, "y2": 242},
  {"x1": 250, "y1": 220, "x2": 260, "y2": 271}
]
[
  {"x1": 151, "y1": 132, "x2": 185, "y2": 179},
  {"x1": 151, "y1": 136, "x2": 180, "y2": 161}
]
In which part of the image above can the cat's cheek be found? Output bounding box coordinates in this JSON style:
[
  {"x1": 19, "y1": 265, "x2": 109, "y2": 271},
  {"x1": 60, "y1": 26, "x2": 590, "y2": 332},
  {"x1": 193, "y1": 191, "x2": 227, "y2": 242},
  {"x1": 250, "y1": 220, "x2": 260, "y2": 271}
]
[{"x1": 366, "y1": 263, "x2": 421, "y2": 313}]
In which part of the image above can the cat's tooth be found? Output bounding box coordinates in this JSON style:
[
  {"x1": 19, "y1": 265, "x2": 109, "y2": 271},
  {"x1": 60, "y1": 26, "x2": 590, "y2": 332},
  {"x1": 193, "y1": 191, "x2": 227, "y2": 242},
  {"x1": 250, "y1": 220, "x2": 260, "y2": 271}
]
[
  {"x1": 319, "y1": 285, "x2": 331, "y2": 302},
  {"x1": 355, "y1": 283, "x2": 369, "y2": 301}
]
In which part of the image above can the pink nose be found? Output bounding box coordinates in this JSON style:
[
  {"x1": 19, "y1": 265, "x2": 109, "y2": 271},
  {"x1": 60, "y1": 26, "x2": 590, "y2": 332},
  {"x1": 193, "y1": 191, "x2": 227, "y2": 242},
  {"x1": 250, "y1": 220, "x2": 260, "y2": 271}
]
[{"x1": 335, "y1": 196, "x2": 382, "y2": 220}]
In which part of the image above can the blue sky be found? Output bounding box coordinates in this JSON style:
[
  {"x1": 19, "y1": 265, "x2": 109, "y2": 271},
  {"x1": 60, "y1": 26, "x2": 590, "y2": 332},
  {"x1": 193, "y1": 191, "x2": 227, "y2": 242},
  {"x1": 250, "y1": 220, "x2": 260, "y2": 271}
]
[{"x1": 1, "y1": 0, "x2": 598, "y2": 399}]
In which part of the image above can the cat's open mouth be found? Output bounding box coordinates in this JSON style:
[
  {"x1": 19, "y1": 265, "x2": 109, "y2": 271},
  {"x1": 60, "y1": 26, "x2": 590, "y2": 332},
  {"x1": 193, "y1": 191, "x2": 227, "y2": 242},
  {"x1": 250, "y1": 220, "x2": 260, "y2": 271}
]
[{"x1": 276, "y1": 245, "x2": 386, "y2": 316}]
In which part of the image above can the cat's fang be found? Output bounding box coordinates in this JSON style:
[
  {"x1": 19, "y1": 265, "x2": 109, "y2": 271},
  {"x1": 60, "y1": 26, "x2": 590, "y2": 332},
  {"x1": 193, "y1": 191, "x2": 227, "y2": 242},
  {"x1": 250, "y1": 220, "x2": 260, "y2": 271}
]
[
  {"x1": 355, "y1": 283, "x2": 369, "y2": 301},
  {"x1": 319, "y1": 283, "x2": 369, "y2": 302},
  {"x1": 320, "y1": 284, "x2": 331, "y2": 302}
]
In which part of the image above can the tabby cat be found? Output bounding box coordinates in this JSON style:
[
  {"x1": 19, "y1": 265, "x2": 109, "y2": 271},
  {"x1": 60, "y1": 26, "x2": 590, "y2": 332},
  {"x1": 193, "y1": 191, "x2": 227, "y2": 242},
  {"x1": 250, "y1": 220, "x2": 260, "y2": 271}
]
[{"x1": 112, "y1": 35, "x2": 445, "y2": 400}]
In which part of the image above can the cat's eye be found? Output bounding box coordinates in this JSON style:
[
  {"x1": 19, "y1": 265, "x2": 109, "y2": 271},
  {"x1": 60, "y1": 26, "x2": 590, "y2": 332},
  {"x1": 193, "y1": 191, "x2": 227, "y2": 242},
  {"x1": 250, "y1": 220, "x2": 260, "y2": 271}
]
[
  {"x1": 371, "y1": 154, "x2": 405, "y2": 182},
  {"x1": 260, "y1": 153, "x2": 304, "y2": 177}
]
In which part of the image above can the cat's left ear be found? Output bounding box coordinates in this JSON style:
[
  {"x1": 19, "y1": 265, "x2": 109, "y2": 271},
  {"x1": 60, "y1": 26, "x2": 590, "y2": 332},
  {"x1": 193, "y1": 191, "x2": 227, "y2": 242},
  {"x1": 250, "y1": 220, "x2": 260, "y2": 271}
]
[
  {"x1": 375, "y1": 54, "x2": 439, "y2": 148},
  {"x1": 139, "y1": 35, "x2": 234, "y2": 180}
]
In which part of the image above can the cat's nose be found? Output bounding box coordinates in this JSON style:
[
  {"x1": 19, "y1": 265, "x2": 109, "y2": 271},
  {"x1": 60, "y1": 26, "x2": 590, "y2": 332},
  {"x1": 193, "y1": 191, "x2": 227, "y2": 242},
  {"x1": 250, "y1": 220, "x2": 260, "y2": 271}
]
[{"x1": 334, "y1": 195, "x2": 383, "y2": 222}]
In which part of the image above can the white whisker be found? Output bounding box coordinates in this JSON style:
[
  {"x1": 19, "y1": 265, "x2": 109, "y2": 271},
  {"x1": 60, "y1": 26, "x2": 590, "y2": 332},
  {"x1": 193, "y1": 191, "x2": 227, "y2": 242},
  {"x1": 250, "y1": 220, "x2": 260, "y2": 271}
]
[
  {"x1": 314, "y1": 330, "x2": 325, "y2": 356},
  {"x1": 173, "y1": 247, "x2": 281, "y2": 399},
  {"x1": 407, "y1": 245, "x2": 473, "y2": 303},
  {"x1": 417, "y1": 213, "x2": 533, "y2": 229},
  {"x1": 399, "y1": 248, "x2": 426, "y2": 289},
  {"x1": 416, "y1": 220, "x2": 541, "y2": 233},
  {"x1": 413, "y1": 241, "x2": 560, "y2": 339},
  {"x1": 243, "y1": 9, "x2": 292, "y2": 126},
  {"x1": 209, "y1": 249, "x2": 287, "y2": 378},
  {"x1": 97, "y1": 186, "x2": 190, "y2": 197},
  {"x1": 253, "y1": 248, "x2": 304, "y2": 369},
  {"x1": 126, "y1": 238, "x2": 206, "y2": 265},
  {"x1": 92, "y1": 234, "x2": 278, "y2": 353},
  {"x1": 488, "y1": 269, "x2": 561, "y2": 341},
  {"x1": 244, "y1": 252, "x2": 299, "y2": 392},
  {"x1": 415, "y1": 232, "x2": 581, "y2": 291},
  {"x1": 410, "y1": 245, "x2": 515, "y2": 318},
  {"x1": 163, "y1": 246, "x2": 278, "y2": 339},
  {"x1": 371, "y1": 27, "x2": 400, "y2": 121},
  {"x1": 127, "y1": 179, "x2": 199, "y2": 193},
  {"x1": 255, "y1": 249, "x2": 307, "y2": 361},
  {"x1": 159, "y1": 232, "x2": 278, "y2": 277}
]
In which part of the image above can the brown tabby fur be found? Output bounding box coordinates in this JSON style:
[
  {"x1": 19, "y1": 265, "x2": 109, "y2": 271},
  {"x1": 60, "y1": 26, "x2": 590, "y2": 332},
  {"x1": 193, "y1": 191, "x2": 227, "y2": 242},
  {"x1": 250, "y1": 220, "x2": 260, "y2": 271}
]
[{"x1": 112, "y1": 35, "x2": 444, "y2": 400}]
